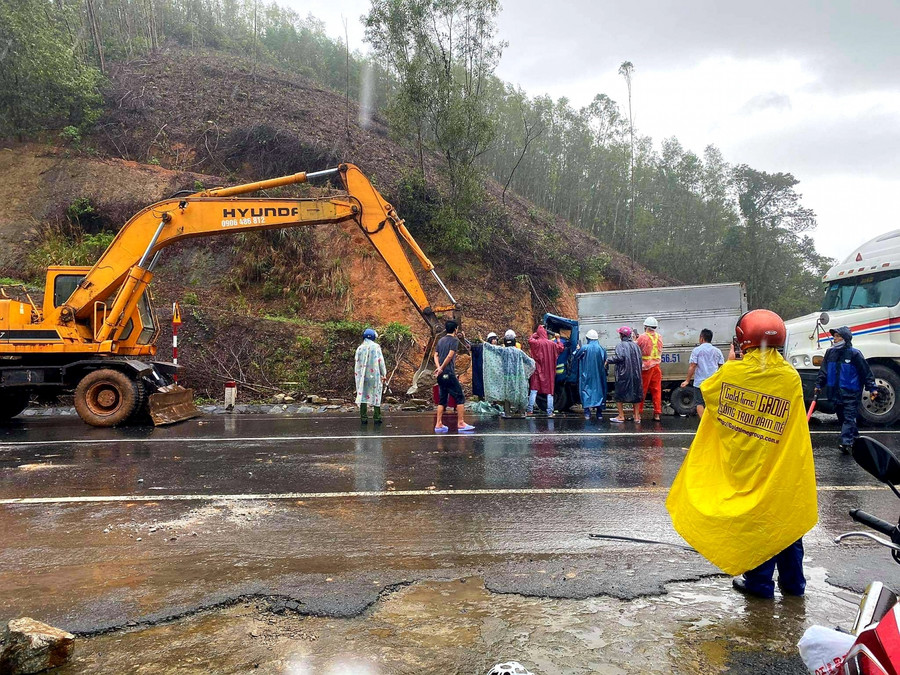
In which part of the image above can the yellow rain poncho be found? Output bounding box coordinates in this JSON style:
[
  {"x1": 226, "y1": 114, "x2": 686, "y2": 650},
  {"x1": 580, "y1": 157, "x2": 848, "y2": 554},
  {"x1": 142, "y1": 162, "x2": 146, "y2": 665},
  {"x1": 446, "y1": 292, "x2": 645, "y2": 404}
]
[{"x1": 666, "y1": 347, "x2": 818, "y2": 575}]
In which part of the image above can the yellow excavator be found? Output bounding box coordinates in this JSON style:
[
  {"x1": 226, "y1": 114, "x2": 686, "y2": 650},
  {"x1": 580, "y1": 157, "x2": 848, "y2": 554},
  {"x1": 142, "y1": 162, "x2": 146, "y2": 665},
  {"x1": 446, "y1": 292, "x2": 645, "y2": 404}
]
[{"x1": 0, "y1": 164, "x2": 459, "y2": 427}]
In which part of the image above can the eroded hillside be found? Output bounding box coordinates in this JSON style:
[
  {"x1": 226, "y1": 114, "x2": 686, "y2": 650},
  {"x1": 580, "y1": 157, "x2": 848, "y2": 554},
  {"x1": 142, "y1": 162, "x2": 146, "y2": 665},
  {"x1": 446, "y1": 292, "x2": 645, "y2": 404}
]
[{"x1": 0, "y1": 47, "x2": 666, "y2": 399}]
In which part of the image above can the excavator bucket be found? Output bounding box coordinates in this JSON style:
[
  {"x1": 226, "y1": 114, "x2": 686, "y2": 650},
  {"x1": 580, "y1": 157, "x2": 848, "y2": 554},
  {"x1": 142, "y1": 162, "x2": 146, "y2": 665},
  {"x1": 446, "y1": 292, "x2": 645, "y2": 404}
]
[
  {"x1": 149, "y1": 384, "x2": 201, "y2": 425},
  {"x1": 408, "y1": 333, "x2": 439, "y2": 395}
]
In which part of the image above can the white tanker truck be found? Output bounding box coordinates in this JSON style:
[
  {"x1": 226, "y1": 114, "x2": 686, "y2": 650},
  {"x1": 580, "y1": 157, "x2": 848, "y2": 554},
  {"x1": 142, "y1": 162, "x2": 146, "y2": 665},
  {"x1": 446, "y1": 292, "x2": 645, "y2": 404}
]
[{"x1": 785, "y1": 230, "x2": 900, "y2": 426}]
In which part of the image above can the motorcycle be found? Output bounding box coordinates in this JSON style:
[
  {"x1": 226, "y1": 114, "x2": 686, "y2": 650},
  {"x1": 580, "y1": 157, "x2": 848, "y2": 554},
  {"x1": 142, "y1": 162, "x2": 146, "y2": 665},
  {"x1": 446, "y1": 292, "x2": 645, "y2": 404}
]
[{"x1": 807, "y1": 436, "x2": 900, "y2": 674}]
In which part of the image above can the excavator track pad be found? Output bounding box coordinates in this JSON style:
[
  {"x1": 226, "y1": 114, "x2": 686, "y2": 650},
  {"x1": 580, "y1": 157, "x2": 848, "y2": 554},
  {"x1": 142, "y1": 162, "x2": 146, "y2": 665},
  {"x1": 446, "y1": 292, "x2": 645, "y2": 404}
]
[{"x1": 149, "y1": 384, "x2": 201, "y2": 425}]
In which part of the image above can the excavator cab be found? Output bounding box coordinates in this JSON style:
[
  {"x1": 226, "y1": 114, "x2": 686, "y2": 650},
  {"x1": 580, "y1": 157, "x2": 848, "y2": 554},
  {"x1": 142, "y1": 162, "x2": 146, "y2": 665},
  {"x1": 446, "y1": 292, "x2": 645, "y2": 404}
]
[{"x1": 45, "y1": 267, "x2": 89, "y2": 314}]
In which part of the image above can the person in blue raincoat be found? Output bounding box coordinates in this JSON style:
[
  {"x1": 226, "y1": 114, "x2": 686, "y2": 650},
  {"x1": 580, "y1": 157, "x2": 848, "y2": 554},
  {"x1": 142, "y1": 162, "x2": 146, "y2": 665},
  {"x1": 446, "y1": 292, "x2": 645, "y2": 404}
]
[
  {"x1": 814, "y1": 326, "x2": 878, "y2": 453},
  {"x1": 575, "y1": 329, "x2": 608, "y2": 420}
]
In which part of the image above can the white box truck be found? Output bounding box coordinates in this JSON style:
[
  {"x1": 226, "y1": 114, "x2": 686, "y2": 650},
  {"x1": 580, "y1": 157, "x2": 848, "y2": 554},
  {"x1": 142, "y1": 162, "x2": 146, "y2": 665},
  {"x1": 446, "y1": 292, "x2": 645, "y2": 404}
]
[
  {"x1": 785, "y1": 230, "x2": 900, "y2": 426},
  {"x1": 575, "y1": 282, "x2": 748, "y2": 414}
]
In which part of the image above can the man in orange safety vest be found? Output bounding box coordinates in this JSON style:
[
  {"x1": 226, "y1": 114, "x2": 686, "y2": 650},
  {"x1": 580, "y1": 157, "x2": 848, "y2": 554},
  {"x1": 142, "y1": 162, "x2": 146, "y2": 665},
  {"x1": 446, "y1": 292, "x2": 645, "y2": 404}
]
[{"x1": 635, "y1": 316, "x2": 664, "y2": 421}]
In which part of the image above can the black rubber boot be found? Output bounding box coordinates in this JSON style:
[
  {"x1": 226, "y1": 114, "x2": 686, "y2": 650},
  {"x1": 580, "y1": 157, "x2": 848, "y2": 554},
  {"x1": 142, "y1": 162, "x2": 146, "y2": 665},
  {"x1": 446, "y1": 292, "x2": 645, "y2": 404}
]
[
  {"x1": 374, "y1": 406, "x2": 382, "y2": 424},
  {"x1": 360, "y1": 403, "x2": 368, "y2": 423}
]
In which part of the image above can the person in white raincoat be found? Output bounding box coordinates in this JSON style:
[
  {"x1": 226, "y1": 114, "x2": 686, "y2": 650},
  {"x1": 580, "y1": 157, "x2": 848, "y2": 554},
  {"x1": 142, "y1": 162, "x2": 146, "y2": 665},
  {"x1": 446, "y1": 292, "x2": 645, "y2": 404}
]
[{"x1": 355, "y1": 328, "x2": 386, "y2": 424}]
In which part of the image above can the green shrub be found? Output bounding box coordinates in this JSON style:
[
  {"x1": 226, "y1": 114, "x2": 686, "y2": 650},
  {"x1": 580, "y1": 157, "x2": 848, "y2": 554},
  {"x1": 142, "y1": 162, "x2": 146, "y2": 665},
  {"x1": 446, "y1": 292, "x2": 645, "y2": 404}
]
[
  {"x1": 391, "y1": 171, "x2": 482, "y2": 255},
  {"x1": 60, "y1": 126, "x2": 81, "y2": 145},
  {"x1": 183, "y1": 291, "x2": 200, "y2": 306},
  {"x1": 381, "y1": 321, "x2": 414, "y2": 343},
  {"x1": 65, "y1": 197, "x2": 95, "y2": 226},
  {"x1": 25, "y1": 230, "x2": 115, "y2": 279}
]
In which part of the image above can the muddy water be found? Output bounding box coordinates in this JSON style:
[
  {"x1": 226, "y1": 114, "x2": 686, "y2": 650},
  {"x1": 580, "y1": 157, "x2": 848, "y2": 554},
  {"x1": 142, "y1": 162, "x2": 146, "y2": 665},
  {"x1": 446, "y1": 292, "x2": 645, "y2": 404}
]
[{"x1": 58, "y1": 568, "x2": 856, "y2": 675}]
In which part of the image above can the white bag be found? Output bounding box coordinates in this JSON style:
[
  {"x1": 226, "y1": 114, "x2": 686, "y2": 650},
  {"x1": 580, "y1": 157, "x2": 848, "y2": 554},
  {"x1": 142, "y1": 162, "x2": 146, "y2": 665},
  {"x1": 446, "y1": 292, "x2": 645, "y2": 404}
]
[{"x1": 798, "y1": 625, "x2": 856, "y2": 675}]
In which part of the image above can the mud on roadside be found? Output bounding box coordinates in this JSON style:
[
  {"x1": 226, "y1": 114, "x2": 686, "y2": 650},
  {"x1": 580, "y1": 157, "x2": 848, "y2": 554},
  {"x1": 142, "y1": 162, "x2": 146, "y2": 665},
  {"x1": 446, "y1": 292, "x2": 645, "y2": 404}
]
[{"x1": 56, "y1": 571, "x2": 853, "y2": 674}]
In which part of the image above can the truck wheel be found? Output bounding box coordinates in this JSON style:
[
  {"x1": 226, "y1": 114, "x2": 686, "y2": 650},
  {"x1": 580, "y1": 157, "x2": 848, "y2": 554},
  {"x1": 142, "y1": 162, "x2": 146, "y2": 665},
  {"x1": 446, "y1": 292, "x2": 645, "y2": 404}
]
[
  {"x1": 74, "y1": 369, "x2": 141, "y2": 427},
  {"x1": 670, "y1": 386, "x2": 698, "y2": 416},
  {"x1": 859, "y1": 365, "x2": 900, "y2": 427},
  {"x1": 0, "y1": 392, "x2": 29, "y2": 420}
]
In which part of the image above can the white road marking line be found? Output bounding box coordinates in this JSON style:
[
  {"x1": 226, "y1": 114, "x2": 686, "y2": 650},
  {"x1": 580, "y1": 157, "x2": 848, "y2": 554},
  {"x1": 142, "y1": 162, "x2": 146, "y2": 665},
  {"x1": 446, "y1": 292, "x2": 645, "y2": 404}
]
[
  {"x1": 0, "y1": 484, "x2": 883, "y2": 505},
  {"x1": 0, "y1": 429, "x2": 894, "y2": 448}
]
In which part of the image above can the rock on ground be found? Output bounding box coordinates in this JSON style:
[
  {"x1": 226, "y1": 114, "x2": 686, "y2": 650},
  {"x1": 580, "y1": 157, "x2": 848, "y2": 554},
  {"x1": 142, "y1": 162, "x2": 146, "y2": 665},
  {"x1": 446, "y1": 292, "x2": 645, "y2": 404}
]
[{"x1": 0, "y1": 618, "x2": 75, "y2": 674}]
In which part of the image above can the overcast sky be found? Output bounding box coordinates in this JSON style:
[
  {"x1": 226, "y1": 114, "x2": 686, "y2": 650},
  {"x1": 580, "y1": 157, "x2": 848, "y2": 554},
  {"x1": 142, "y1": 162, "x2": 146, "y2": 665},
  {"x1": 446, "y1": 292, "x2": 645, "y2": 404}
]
[{"x1": 285, "y1": 0, "x2": 900, "y2": 262}]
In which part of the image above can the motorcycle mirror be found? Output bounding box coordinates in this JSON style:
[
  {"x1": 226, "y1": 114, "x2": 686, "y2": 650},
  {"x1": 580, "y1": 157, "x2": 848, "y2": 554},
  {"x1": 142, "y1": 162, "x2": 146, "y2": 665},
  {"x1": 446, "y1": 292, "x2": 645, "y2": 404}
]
[
  {"x1": 819, "y1": 311, "x2": 830, "y2": 325},
  {"x1": 852, "y1": 436, "x2": 900, "y2": 486}
]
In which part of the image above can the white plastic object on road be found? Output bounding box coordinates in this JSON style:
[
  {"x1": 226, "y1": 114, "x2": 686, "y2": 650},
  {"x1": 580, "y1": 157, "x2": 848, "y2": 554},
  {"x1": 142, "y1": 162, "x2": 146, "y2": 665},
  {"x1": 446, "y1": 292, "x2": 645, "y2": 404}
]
[
  {"x1": 798, "y1": 625, "x2": 855, "y2": 674},
  {"x1": 487, "y1": 662, "x2": 533, "y2": 675}
]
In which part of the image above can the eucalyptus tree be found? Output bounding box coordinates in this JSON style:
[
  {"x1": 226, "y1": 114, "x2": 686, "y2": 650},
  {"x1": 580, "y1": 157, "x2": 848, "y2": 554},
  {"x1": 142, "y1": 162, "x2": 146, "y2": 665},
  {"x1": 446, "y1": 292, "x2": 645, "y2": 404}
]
[{"x1": 364, "y1": 0, "x2": 505, "y2": 202}]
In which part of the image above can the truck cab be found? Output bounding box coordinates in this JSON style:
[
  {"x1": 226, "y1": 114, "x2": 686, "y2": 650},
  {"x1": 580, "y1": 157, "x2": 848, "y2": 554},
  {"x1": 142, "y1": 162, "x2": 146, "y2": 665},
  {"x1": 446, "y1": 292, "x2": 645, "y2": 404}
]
[
  {"x1": 785, "y1": 230, "x2": 900, "y2": 426},
  {"x1": 542, "y1": 313, "x2": 580, "y2": 411}
]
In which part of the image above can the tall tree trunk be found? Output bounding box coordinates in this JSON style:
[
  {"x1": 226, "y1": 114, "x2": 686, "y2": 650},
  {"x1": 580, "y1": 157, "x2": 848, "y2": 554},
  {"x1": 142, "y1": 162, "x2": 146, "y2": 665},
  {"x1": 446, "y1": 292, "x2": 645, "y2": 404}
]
[{"x1": 85, "y1": 0, "x2": 105, "y2": 73}]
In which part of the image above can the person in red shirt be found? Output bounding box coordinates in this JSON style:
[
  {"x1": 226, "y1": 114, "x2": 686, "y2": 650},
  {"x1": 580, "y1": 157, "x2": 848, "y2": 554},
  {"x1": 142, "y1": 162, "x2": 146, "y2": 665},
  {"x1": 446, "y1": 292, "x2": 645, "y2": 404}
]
[
  {"x1": 527, "y1": 325, "x2": 564, "y2": 417},
  {"x1": 635, "y1": 316, "x2": 664, "y2": 422}
]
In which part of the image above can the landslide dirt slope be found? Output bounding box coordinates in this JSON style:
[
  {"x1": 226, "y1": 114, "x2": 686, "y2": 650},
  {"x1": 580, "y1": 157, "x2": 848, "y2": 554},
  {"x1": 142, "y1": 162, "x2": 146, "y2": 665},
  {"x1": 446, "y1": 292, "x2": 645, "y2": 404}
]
[{"x1": 0, "y1": 47, "x2": 666, "y2": 399}]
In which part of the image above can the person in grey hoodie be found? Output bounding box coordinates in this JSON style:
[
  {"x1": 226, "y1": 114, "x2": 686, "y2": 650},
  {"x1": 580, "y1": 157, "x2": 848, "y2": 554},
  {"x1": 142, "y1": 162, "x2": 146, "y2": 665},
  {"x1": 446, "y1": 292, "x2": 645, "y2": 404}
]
[
  {"x1": 814, "y1": 326, "x2": 878, "y2": 452},
  {"x1": 607, "y1": 326, "x2": 644, "y2": 423}
]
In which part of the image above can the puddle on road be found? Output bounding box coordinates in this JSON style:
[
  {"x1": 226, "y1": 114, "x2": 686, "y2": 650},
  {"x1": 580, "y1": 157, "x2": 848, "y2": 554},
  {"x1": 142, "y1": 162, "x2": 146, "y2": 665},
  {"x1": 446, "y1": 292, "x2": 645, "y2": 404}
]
[{"x1": 58, "y1": 567, "x2": 857, "y2": 675}]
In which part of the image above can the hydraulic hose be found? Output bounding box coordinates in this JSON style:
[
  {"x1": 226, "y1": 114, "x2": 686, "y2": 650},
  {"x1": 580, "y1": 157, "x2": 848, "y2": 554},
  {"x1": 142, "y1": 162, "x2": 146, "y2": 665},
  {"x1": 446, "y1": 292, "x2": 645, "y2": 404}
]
[{"x1": 588, "y1": 533, "x2": 696, "y2": 552}]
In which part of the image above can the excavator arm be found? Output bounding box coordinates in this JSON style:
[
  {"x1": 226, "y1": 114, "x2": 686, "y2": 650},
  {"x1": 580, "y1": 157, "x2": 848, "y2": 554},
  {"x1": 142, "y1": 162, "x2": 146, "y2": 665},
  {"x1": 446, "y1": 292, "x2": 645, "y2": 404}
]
[{"x1": 59, "y1": 163, "x2": 458, "y2": 392}]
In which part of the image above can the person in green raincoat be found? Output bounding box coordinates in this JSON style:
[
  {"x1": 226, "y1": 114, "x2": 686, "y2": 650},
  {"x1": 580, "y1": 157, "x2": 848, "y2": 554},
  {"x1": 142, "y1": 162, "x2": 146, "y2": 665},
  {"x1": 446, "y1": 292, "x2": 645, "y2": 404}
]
[
  {"x1": 483, "y1": 331, "x2": 536, "y2": 418},
  {"x1": 355, "y1": 328, "x2": 387, "y2": 424}
]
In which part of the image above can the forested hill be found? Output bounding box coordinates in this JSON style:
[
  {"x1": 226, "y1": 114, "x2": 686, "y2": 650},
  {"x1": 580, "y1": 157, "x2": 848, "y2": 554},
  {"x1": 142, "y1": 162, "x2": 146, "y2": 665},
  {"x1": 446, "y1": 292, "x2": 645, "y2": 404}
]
[{"x1": 2, "y1": 0, "x2": 830, "y2": 321}]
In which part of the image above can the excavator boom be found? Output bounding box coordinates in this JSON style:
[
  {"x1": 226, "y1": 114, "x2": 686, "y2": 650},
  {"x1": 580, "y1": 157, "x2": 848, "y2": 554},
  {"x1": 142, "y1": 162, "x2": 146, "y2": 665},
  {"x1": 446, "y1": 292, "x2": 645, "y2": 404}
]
[{"x1": 0, "y1": 164, "x2": 458, "y2": 427}]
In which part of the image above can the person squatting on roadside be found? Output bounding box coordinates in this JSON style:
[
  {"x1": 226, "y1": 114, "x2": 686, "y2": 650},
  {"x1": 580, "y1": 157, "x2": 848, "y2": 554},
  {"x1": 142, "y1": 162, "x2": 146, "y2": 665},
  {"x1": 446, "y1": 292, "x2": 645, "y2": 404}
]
[
  {"x1": 814, "y1": 326, "x2": 878, "y2": 453},
  {"x1": 636, "y1": 317, "x2": 664, "y2": 421},
  {"x1": 434, "y1": 320, "x2": 475, "y2": 433},
  {"x1": 527, "y1": 325, "x2": 564, "y2": 417},
  {"x1": 575, "y1": 329, "x2": 608, "y2": 420},
  {"x1": 666, "y1": 309, "x2": 818, "y2": 599},
  {"x1": 483, "y1": 332, "x2": 536, "y2": 418},
  {"x1": 607, "y1": 326, "x2": 644, "y2": 423},
  {"x1": 355, "y1": 328, "x2": 386, "y2": 424},
  {"x1": 681, "y1": 328, "x2": 725, "y2": 417}
]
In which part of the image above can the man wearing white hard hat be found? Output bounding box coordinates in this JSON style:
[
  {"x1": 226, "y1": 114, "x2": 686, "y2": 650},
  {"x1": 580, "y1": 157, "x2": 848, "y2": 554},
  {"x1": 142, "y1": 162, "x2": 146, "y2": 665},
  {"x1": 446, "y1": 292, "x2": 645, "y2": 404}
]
[
  {"x1": 635, "y1": 316, "x2": 664, "y2": 421},
  {"x1": 483, "y1": 329, "x2": 535, "y2": 417}
]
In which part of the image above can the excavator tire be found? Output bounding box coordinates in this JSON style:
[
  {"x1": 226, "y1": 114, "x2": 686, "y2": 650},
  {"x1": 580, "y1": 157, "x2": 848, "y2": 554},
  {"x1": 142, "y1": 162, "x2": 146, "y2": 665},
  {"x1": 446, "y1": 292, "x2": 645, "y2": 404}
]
[
  {"x1": 74, "y1": 369, "x2": 142, "y2": 427},
  {"x1": 0, "y1": 392, "x2": 29, "y2": 421},
  {"x1": 127, "y1": 378, "x2": 153, "y2": 425}
]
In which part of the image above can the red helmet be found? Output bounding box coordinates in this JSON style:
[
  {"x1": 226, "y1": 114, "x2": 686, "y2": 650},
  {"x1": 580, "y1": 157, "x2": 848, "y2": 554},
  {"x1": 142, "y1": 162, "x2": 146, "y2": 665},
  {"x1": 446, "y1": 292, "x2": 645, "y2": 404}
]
[{"x1": 735, "y1": 309, "x2": 786, "y2": 350}]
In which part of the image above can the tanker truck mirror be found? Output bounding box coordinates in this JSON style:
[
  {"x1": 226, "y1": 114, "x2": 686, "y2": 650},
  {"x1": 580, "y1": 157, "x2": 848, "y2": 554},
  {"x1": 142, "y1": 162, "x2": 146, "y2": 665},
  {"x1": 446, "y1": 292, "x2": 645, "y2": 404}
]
[{"x1": 819, "y1": 312, "x2": 830, "y2": 325}]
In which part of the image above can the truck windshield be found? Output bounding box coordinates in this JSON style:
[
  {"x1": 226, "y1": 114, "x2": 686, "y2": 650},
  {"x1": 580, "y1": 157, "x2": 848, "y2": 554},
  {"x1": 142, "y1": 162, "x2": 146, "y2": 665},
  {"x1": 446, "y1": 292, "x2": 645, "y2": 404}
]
[{"x1": 822, "y1": 270, "x2": 900, "y2": 311}]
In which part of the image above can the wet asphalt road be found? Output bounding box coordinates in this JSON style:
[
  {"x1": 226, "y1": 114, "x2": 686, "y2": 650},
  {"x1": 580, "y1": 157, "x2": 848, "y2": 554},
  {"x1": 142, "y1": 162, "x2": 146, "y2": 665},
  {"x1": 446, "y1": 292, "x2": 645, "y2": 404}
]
[{"x1": 1, "y1": 412, "x2": 900, "y2": 638}]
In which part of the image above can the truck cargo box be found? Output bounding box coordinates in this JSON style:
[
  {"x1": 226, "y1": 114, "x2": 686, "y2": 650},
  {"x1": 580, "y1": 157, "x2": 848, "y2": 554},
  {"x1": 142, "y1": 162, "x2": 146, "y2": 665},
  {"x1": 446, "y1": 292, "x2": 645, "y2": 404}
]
[{"x1": 576, "y1": 282, "x2": 748, "y2": 386}]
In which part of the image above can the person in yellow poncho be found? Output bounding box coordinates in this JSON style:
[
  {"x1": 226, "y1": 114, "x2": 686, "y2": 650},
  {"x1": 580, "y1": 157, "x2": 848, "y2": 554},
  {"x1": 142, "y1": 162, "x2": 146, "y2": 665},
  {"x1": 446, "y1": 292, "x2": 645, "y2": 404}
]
[{"x1": 666, "y1": 309, "x2": 818, "y2": 599}]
